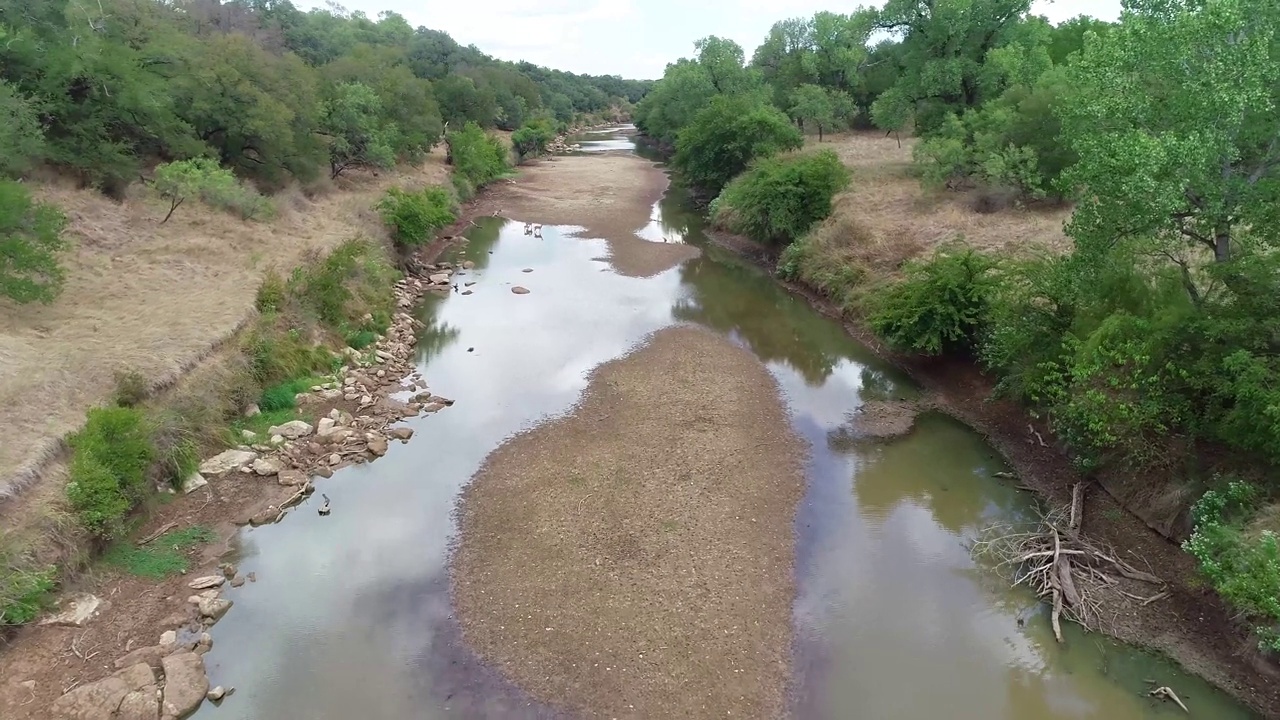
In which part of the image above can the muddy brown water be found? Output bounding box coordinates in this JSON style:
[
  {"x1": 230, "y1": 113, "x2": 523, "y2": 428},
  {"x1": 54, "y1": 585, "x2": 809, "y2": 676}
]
[{"x1": 193, "y1": 127, "x2": 1255, "y2": 719}]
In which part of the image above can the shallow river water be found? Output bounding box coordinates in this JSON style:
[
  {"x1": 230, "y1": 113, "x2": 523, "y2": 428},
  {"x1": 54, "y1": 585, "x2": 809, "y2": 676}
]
[{"x1": 194, "y1": 127, "x2": 1255, "y2": 719}]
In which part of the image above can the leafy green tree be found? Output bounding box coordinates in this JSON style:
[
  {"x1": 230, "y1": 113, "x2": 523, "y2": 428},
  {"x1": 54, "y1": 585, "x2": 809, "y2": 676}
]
[
  {"x1": 633, "y1": 59, "x2": 717, "y2": 145},
  {"x1": 151, "y1": 157, "x2": 238, "y2": 222},
  {"x1": 674, "y1": 94, "x2": 803, "y2": 196},
  {"x1": 377, "y1": 186, "x2": 456, "y2": 251},
  {"x1": 511, "y1": 117, "x2": 557, "y2": 163},
  {"x1": 0, "y1": 81, "x2": 44, "y2": 178},
  {"x1": 323, "y1": 43, "x2": 443, "y2": 158},
  {"x1": 711, "y1": 149, "x2": 850, "y2": 244},
  {"x1": 0, "y1": 180, "x2": 67, "y2": 304},
  {"x1": 790, "y1": 84, "x2": 837, "y2": 141},
  {"x1": 1059, "y1": 0, "x2": 1280, "y2": 278},
  {"x1": 320, "y1": 82, "x2": 397, "y2": 179}
]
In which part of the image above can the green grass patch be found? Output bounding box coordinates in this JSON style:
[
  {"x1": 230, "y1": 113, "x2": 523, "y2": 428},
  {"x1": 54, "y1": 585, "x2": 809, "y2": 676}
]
[
  {"x1": 0, "y1": 565, "x2": 57, "y2": 626},
  {"x1": 103, "y1": 526, "x2": 217, "y2": 579}
]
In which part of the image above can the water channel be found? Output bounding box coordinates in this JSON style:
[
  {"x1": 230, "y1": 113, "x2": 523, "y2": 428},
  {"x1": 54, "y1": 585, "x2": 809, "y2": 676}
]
[{"x1": 193, "y1": 127, "x2": 1255, "y2": 719}]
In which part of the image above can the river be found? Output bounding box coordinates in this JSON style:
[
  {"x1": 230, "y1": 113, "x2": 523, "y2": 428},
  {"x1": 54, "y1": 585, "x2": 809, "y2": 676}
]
[{"x1": 192, "y1": 126, "x2": 1255, "y2": 719}]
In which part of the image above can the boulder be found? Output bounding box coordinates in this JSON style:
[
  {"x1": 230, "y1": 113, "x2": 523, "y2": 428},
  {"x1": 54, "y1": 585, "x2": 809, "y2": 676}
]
[
  {"x1": 206, "y1": 686, "x2": 226, "y2": 702},
  {"x1": 316, "y1": 417, "x2": 336, "y2": 435},
  {"x1": 187, "y1": 576, "x2": 224, "y2": 590},
  {"x1": 198, "y1": 449, "x2": 257, "y2": 476},
  {"x1": 266, "y1": 420, "x2": 313, "y2": 439},
  {"x1": 276, "y1": 469, "x2": 308, "y2": 487},
  {"x1": 116, "y1": 664, "x2": 156, "y2": 692},
  {"x1": 367, "y1": 436, "x2": 389, "y2": 457},
  {"x1": 114, "y1": 645, "x2": 167, "y2": 671},
  {"x1": 428, "y1": 273, "x2": 451, "y2": 285},
  {"x1": 388, "y1": 427, "x2": 414, "y2": 441},
  {"x1": 180, "y1": 472, "x2": 207, "y2": 495},
  {"x1": 196, "y1": 596, "x2": 232, "y2": 622},
  {"x1": 115, "y1": 689, "x2": 159, "y2": 720},
  {"x1": 40, "y1": 594, "x2": 107, "y2": 628},
  {"x1": 461, "y1": 260, "x2": 475, "y2": 269},
  {"x1": 251, "y1": 457, "x2": 285, "y2": 476},
  {"x1": 160, "y1": 652, "x2": 208, "y2": 719},
  {"x1": 243, "y1": 404, "x2": 261, "y2": 417},
  {"x1": 50, "y1": 675, "x2": 130, "y2": 720}
]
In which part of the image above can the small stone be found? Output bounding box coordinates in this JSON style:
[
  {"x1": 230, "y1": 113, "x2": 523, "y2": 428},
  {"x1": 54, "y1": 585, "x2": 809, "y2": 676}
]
[
  {"x1": 270, "y1": 434, "x2": 285, "y2": 445},
  {"x1": 313, "y1": 465, "x2": 333, "y2": 479},
  {"x1": 159, "y1": 630, "x2": 177, "y2": 648},
  {"x1": 306, "y1": 441, "x2": 324, "y2": 455},
  {"x1": 464, "y1": 281, "x2": 476, "y2": 287},
  {"x1": 187, "y1": 576, "x2": 225, "y2": 590},
  {"x1": 251, "y1": 457, "x2": 285, "y2": 476},
  {"x1": 207, "y1": 686, "x2": 226, "y2": 701},
  {"x1": 244, "y1": 404, "x2": 261, "y2": 417},
  {"x1": 462, "y1": 290, "x2": 473, "y2": 295},
  {"x1": 196, "y1": 596, "x2": 233, "y2": 621},
  {"x1": 360, "y1": 394, "x2": 372, "y2": 405},
  {"x1": 239, "y1": 465, "x2": 253, "y2": 474},
  {"x1": 522, "y1": 268, "x2": 533, "y2": 273},
  {"x1": 328, "y1": 453, "x2": 342, "y2": 465},
  {"x1": 376, "y1": 369, "x2": 386, "y2": 378},
  {"x1": 511, "y1": 286, "x2": 530, "y2": 294},
  {"x1": 367, "y1": 436, "x2": 389, "y2": 457},
  {"x1": 181, "y1": 472, "x2": 208, "y2": 494},
  {"x1": 230, "y1": 575, "x2": 246, "y2": 588},
  {"x1": 462, "y1": 260, "x2": 475, "y2": 269},
  {"x1": 389, "y1": 427, "x2": 414, "y2": 441},
  {"x1": 428, "y1": 272, "x2": 451, "y2": 285},
  {"x1": 276, "y1": 469, "x2": 308, "y2": 486},
  {"x1": 310, "y1": 385, "x2": 323, "y2": 392},
  {"x1": 317, "y1": 417, "x2": 336, "y2": 435}
]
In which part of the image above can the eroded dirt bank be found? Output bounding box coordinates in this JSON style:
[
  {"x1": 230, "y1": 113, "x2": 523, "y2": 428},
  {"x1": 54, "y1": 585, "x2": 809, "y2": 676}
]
[
  {"x1": 451, "y1": 325, "x2": 805, "y2": 719},
  {"x1": 703, "y1": 229, "x2": 1280, "y2": 719}
]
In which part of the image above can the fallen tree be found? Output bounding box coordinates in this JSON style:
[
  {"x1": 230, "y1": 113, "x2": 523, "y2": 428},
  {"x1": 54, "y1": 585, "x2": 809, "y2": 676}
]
[{"x1": 973, "y1": 484, "x2": 1167, "y2": 641}]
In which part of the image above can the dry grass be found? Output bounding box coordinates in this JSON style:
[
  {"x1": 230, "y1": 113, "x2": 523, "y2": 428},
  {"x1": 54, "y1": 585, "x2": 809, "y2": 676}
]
[
  {"x1": 0, "y1": 151, "x2": 449, "y2": 499},
  {"x1": 802, "y1": 132, "x2": 1072, "y2": 274}
]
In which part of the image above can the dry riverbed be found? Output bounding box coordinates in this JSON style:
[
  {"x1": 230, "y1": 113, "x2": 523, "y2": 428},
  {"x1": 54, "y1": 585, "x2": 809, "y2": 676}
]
[{"x1": 452, "y1": 326, "x2": 805, "y2": 719}]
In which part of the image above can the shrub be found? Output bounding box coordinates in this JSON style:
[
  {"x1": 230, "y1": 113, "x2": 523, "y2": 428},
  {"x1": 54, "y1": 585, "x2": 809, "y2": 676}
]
[
  {"x1": 711, "y1": 150, "x2": 849, "y2": 245},
  {"x1": 377, "y1": 186, "x2": 457, "y2": 250},
  {"x1": 66, "y1": 406, "x2": 154, "y2": 540},
  {"x1": 673, "y1": 94, "x2": 803, "y2": 196},
  {"x1": 112, "y1": 369, "x2": 150, "y2": 408},
  {"x1": 869, "y1": 246, "x2": 1001, "y2": 356},
  {"x1": 247, "y1": 328, "x2": 333, "y2": 388},
  {"x1": 0, "y1": 565, "x2": 56, "y2": 626},
  {"x1": 152, "y1": 158, "x2": 273, "y2": 223},
  {"x1": 1184, "y1": 480, "x2": 1280, "y2": 653},
  {"x1": 0, "y1": 179, "x2": 68, "y2": 304},
  {"x1": 256, "y1": 270, "x2": 288, "y2": 313},
  {"x1": 511, "y1": 117, "x2": 557, "y2": 163},
  {"x1": 446, "y1": 122, "x2": 509, "y2": 191}
]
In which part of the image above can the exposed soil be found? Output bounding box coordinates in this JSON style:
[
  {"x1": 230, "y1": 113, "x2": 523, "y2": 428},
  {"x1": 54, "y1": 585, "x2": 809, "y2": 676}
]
[
  {"x1": 702, "y1": 229, "x2": 1280, "y2": 720},
  {"x1": 849, "y1": 399, "x2": 924, "y2": 439},
  {"x1": 451, "y1": 325, "x2": 805, "y2": 720},
  {"x1": 486, "y1": 153, "x2": 699, "y2": 277}
]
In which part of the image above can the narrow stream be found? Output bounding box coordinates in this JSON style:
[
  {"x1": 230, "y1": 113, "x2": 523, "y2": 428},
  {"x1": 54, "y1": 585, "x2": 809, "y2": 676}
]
[{"x1": 194, "y1": 127, "x2": 1255, "y2": 719}]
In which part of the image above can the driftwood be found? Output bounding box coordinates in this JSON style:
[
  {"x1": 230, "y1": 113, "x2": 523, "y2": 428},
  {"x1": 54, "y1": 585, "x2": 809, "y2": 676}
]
[
  {"x1": 973, "y1": 493, "x2": 1165, "y2": 640},
  {"x1": 1149, "y1": 683, "x2": 1190, "y2": 713}
]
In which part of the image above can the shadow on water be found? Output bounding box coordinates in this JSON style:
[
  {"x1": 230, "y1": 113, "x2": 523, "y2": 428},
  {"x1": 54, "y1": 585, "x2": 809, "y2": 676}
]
[{"x1": 194, "y1": 128, "x2": 1256, "y2": 720}]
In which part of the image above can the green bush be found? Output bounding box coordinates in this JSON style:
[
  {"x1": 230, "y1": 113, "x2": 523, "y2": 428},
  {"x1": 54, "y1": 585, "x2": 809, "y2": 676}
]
[
  {"x1": 673, "y1": 94, "x2": 803, "y2": 196},
  {"x1": 1184, "y1": 480, "x2": 1280, "y2": 653},
  {"x1": 66, "y1": 407, "x2": 155, "y2": 540},
  {"x1": 256, "y1": 271, "x2": 288, "y2": 313},
  {"x1": 711, "y1": 150, "x2": 849, "y2": 245},
  {"x1": 870, "y1": 246, "x2": 1001, "y2": 356},
  {"x1": 153, "y1": 157, "x2": 271, "y2": 223},
  {"x1": 511, "y1": 117, "x2": 557, "y2": 163},
  {"x1": 0, "y1": 565, "x2": 56, "y2": 626},
  {"x1": 259, "y1": 376, "x2": 321, "y2": 413},
  {"x1": 247, "y1": 329, "x2": 333, "y2": 388},
  {"x1": 447, "y1": 122, "x2": 510, "y2": 191},
  {"x1": 0, "y1": 179, "x2": 68, "y2": 304},
  {"x1": 377, "y1": 186, "x2": 457, "y2": 250}
]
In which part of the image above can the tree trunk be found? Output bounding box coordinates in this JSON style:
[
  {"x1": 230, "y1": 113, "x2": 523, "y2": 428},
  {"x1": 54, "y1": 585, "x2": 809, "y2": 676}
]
[
  {"x1": 818, "y1": 125, "x2": 824, "y2": 143},
  {"x1": 1213, "y1": 226, "x2": 1231, "y2": 262},
  {"x1": 161, "y1": 197, "x2": 182, "y2": 224}
]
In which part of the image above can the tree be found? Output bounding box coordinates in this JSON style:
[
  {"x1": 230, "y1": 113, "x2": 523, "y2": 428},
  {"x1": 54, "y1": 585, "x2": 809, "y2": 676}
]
[
  {"x1": 320, "y1": 82, "x2": 397, "y2": 178},
  {"x1": 0, "y1": 81, "x2": 44, "y2": 178},
  {"x1": 1058, "y1": 0, "x2": 1280, "y2": 297},
  {"x1": 0, "y1": 180, "x2": 67, "y2": 304},
  {"x1": 511, "y1": 117, "x2": 556, "y2": 163},
  {"x1": 790, "y1": 84, "x2": 836, "y2": 141},
  {"x1": 151, "y1": 157, "x2": 238, "y2": 223},
  {"x1": 673, "y1": 94, "x2": 803, "y2": 195}
]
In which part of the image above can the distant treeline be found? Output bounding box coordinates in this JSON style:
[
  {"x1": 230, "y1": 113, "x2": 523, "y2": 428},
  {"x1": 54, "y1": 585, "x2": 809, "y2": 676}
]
[{"x1": 0, "y1": 0, "x2": 651, "y2": 194}]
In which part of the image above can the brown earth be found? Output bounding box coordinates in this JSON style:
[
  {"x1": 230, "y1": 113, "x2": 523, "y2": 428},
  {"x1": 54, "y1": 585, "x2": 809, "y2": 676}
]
[
  {"x1": 490, "y1": 153, "x2": 699, "y2": 277},
  {"x1": 0, "y1": 155, "x2": 449, "y2": 499},
  {"x1": 702, "y1": 230, "x2": 1280, "y2": 720},
  {"x1": 451, "y1": 325, "x2": 805, "y2": 720}
]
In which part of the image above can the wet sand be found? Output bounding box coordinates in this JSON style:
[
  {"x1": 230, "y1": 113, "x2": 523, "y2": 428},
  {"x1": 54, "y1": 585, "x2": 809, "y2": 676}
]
[{"x1": 451, "y1": 326, "x2": 805, "y2": 719}]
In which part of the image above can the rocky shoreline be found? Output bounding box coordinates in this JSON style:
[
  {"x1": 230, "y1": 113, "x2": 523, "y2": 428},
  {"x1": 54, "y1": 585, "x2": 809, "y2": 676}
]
[{"x1": 31, "y1": 255, "x2": 474, "y2": 720}]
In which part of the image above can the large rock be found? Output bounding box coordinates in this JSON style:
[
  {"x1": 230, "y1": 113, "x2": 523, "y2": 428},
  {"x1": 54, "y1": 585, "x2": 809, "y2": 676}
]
[
  {"x1": 250, "y1": 457, "x2": 285, "y2": 476},
  {"x1": 40, "y1": 594, "x2": 108, "y2": 628},
  {"x1": 316, "y1": 428, "x2": 353, "y2": 445},
  {"x1": 187, "y1": 576, "x2": 224, "y2": 590},
  {"x1": 367, "y1": 436, "x2": 389, "y2": 457},
  {"x1": 267, "y1": 420, "x2": 313, "y2": 439},
  {"x1": 50, "y1": 675, "x2": 130, "y2": 719},
  {"x1": 195, "y1": 596, "x2": 233, "y2": 622},
  {"x1": 427, "y1": 273, "x2": 451, "y2": 285},
  {"x1": 316, "y1": 417, "x2": 336, "y2": 435},
  {"x1": 115, "y1": 689, "x2": 159, "y2": 720},
  {"x1": 160, "y1": 652, "x2": 208, "y2": 719},
  {"x1": 180, "y1": 472, "x2": 208, "y2": 494},
  {"x1": 114, "y1": 645, "x2": 167, "y2": 671},
  {"x1": 388, "y1": 426, "x2": 414, "y2": 441},
  {"x1": 198, "y1": 449, "x2": 257, "y2": 476},
  {"x1": 276, "y1": 469, "x2": 308, "y2": 487}
]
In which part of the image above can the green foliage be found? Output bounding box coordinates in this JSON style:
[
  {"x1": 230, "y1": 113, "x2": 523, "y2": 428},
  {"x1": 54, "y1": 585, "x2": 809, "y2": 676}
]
[
  {"x1": 376, "y1": 186, "x2": 457, "y2": 250},
  {"x1": 711, "y1": 150, "x2": 849, "y2": 245},
  {"x1": 152, "y1": 158, "x2": 265, "y2": 223},
  {"x1": 104, "y1": 526, "x2": 216, "y2": 579},
  {"x1": 66, "y1": 407, "x2": 155, "y2": 540},
  {"x1": 789, "y1": 84, "x2": 856, "y2": 141},
  {"x1": 1184, "y1": 481, "x2": 1280, "y2": 652},
  {"x1": 259, "y1": 377, "x2": 313, "y2": 413},
  {"x1": 321, "y1": 81, "x2": 398, "y2": 179},
  {"x1": 511, "y1": 117, "x2": 557, "y2": 163},
  {"x1": 0, "y1": 80, "x2": 44, "y2": 178},
  {"x1": 673, "y1": 94, "x2": 803, "y2": 195},
  {"x1": 446, "y1": 122, "x2": 510, "y2": 192},
  {"x1": 870, "y1": 247, "x2": 1001, "y2": 356},
  {"x1": 0, "y1": 180, "x2": 68, "y2": 304},
  {"x1": 0, "y1": 565, "x2": 56, "y2": 626}
]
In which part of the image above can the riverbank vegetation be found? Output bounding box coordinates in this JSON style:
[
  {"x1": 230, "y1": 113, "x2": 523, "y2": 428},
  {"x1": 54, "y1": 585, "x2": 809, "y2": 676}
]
[{"x1": 636, "y1": 0, "x2": 1280, "y2": 657}]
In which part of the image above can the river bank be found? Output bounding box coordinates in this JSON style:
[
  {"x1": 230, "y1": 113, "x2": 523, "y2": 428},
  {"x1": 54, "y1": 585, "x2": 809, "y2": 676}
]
[{"x1": 701, "y1": 226, "x2": 1280, "y2": 718}]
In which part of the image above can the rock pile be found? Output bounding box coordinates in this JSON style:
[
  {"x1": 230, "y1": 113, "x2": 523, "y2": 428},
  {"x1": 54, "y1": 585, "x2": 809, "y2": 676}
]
[
  {"x1": 545, "y1": 134, "x2": 582, "y2": 154},
  {"x1": 49, "y1": 260, "x2": 456, "y2": 719}
]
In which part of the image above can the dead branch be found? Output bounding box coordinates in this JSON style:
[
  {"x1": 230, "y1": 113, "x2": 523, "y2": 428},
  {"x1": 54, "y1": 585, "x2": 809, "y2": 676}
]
[
  {"x1": 973, "y1": 501, "x2": 1165, "y2": 638},
  {"x1": 1149, "y1": 685, "x2": 1189, "y2": 713},
  {"x1": 137, "y1": 521, "x2": 177, "y2": 545}
]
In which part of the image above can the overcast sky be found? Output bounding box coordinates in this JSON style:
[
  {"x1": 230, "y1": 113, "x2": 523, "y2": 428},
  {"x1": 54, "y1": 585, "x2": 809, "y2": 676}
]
[{"x1": 303, "y1": 0, "x2": 1123, "y2": 80}]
